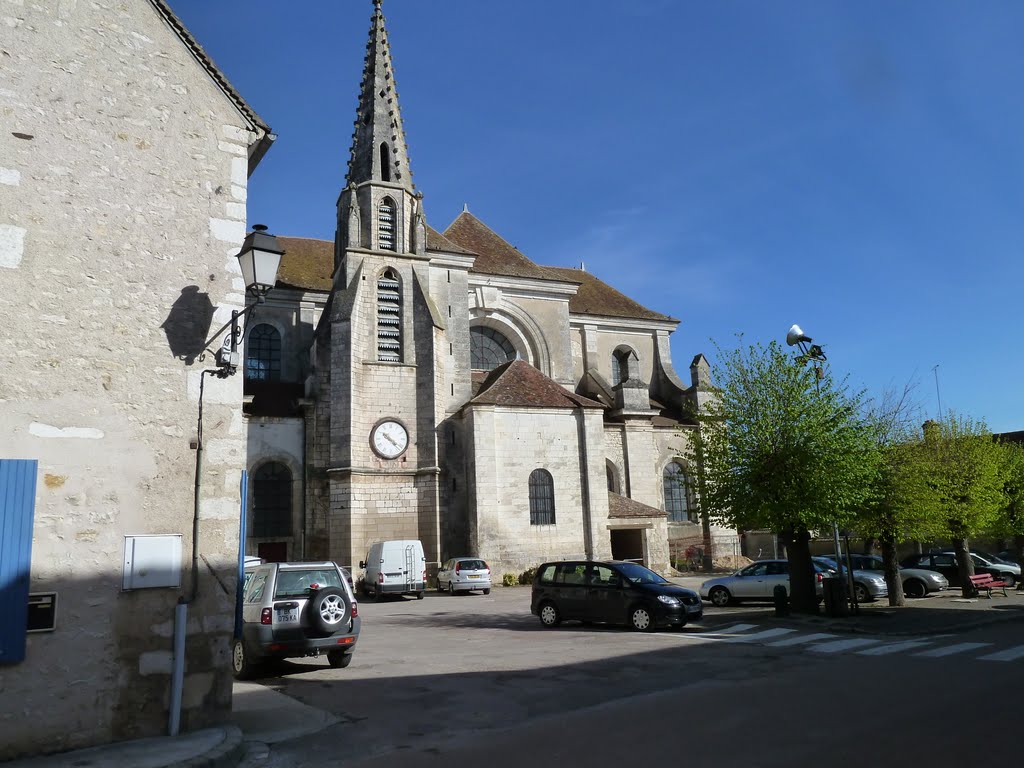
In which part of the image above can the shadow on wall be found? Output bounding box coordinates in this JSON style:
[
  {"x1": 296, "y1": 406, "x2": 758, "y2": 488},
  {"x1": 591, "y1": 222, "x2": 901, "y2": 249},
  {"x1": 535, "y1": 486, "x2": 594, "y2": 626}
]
[{"x1": 162, "y1": 286, "x2": 216, "y2": 365}]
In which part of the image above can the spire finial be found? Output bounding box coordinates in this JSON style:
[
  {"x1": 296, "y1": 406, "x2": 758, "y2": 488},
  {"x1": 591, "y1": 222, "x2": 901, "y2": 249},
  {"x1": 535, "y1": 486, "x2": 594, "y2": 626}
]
[
  {"x1": 373, "y1": 0, "x2": 382, "y2": 7},
  {"x1": 463, "y1": 203, "x2": 469, "y2": 213}
]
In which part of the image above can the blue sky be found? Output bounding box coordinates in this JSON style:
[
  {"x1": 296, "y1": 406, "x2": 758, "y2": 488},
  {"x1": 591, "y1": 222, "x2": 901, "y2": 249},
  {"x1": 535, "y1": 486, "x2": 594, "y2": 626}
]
[{"x1": 169, "y1": 0, "x2": 1023, "y2": 433}]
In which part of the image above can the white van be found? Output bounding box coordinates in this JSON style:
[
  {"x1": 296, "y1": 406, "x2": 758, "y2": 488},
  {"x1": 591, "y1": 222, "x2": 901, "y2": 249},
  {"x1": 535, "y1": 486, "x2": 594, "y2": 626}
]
[{"x1": 358, "y1": 540, "x2": 426, "y2": 600}]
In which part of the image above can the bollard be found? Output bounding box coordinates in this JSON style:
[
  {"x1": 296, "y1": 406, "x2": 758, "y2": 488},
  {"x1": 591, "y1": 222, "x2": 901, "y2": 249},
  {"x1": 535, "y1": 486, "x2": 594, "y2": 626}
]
[{"x1": 773, "y1": 585, "x2": 789, "y2": 617}]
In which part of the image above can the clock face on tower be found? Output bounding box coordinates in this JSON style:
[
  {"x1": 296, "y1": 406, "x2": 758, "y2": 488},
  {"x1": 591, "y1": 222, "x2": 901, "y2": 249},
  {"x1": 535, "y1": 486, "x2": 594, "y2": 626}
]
[{"x1": 370, "y1": 419, "x2": 409, "y2": 459}]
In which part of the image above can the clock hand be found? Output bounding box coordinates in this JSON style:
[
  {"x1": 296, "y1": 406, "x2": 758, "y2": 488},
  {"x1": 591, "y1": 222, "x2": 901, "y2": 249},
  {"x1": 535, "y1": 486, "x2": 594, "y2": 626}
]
[{"x1": 382, "y1": 432, "x2": 399, "y2": 447}]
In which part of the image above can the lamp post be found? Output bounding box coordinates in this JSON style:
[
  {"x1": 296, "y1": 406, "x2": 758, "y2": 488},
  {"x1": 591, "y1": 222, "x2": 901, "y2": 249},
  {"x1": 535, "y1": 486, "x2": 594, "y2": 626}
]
[
  {"x1": 785, "y1": 324, "x2": 856, "y2": 615},
  {"x1": 170, "y1": 225, "x2": 282, "y2": 737}
]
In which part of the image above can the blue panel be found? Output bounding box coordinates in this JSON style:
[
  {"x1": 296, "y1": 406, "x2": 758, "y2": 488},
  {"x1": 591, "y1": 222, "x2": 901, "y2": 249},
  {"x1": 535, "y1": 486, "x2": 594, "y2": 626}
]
[
  {"x1": 234, "y1": 470, "x2": 248, "y2": 640},
  {"x1": 0, "y1": 459, "x2": 38, "y2": 665}
]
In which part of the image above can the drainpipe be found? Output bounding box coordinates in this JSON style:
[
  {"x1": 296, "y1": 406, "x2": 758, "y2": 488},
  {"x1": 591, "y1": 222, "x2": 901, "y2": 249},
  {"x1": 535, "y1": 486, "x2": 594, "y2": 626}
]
[{"x1": 170, "y1": 369, "x2": 215, "y2": 736}]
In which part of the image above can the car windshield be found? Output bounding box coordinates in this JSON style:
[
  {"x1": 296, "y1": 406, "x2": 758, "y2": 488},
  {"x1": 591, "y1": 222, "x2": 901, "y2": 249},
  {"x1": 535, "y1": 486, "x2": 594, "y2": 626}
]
[
  {"x1": 616, "y1": 563, "x2": 668, "y2": 585},
  {"x1": 274, "y1": 568, "x2": 344, "y2": 598},
  {"x1": 814, "y1": 557, "x2": 838, "y2": 571}
]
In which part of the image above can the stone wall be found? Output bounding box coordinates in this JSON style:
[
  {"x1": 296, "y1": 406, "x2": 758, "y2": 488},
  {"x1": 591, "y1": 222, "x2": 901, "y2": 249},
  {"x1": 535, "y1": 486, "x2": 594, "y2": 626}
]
[{"x1": 0, "y1": 0, "x2": 262, "y2": 758}]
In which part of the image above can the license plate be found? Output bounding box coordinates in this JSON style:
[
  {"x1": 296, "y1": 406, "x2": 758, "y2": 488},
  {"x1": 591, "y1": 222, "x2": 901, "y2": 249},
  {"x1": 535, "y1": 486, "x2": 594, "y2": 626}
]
[
  {"x1": 685, "y1": 604, "x2": 702, "y2": 614},
  {"x1": 276, "y1": 608, "x2": 298, "y2": 624},
  {"x1": 468, "y1": 574, "x2": 480, "y2": 579}
]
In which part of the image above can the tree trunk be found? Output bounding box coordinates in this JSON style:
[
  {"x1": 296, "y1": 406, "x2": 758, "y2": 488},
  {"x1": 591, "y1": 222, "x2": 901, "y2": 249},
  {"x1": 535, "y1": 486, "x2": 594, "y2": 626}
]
[
  {"x1": 782, "y1": 527, "x2": 818, "y2": 614},
  {"x1": 881, "y1": 538, "x2": 905, "y2": 607},
  {"x1": 953, "y1": 537, "x2": 976, "y2": 598},
  {"x1": 862, "y1": 537, "x2": 877, "y2": 555}
]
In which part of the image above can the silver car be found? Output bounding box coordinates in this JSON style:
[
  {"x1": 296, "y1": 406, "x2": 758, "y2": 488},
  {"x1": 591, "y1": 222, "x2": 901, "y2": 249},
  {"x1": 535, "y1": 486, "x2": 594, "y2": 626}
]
[
  {"x1": 700, "y1": 559, "x2": 828, "y2": 607},
  {"x1": 437, "y1": 557, "x2": 492, "y2": 595},
  {"x1": 825, "y1": 553, "x2": 948, "y2": 598},
  {"x1": 235, "y1": 561, "x2": 360, "y2": 678},
  {"x1": 813, "y1": 557, "x2": 888, "y2": 602}
]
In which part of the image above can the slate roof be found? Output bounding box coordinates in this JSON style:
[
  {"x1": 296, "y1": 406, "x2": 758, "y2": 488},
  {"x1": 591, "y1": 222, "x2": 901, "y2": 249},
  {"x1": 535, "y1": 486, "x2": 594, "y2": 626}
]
[
  {"x1": 469, "y1": 360, "x2": 603, "y2": 409},
  {"x1": 608, "y1": 493, "x2": 668, "y2": 519}
]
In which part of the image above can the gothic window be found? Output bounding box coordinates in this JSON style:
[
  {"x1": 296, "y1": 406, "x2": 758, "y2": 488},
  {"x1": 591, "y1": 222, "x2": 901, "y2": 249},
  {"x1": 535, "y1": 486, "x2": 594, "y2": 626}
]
[
  {"x1": 611, "y1": 348, "x2": 632, "y2": 386},
  {"x1": 470, "y1": 326, "x2": 517, "y2": 371},
  {"x1": 377, "y1": 267, "x2": 401, "y2": 362},
  {"x1": 606, "y1": 460, "x2": 620, "y2": 494},
  {"x1": 529, "y1": 469, "x2": 555, "y2": 525},
  {"x1": 663, "y1": 462, "x2": 690, "y2": 523},
  {"x1": 378, "y1": 197, "x2": 396, "y2": 251},
  {"x1": 252, "y1": 462, "x2": 292, "y2": 537},
  {"x1": 245, "y1": 324, "x2": 281, "y2": 381},
  {"x1": 380, "y1": 142, "x2": 392, "y2": 182}
]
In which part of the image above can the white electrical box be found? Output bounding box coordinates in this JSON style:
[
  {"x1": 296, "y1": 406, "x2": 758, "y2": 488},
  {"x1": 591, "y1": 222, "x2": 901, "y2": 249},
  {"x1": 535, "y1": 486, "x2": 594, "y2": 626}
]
[{"x1": 122, "y1": 534, "x2": 183, "y2": 590}]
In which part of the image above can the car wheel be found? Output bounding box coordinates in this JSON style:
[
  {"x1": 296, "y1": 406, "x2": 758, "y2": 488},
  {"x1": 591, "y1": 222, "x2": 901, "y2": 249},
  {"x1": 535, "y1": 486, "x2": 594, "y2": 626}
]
[
  {"x1": 327, "y1": 650, "x2": 353, "y2": 669},
  {"x1": 629, "y1": 605, "x2": 656, "y2": 632},
  {"x1": 538, "y1": 601, "x2": 561, "y2": 628},
  {"x1": 448, "y1": 581, "x2": 455, "y2": 595},
  {"x1": 416, "y1": 591, "x2": 424, "y2": 600},
  {"x1": 307, "y1": 587, "x2": 350, "y2": 635},
  {"x1": 903, "y1": 579, "x2": 927, "y2": 599},
  {"x1": 483, "y1": 588, "x2": 490, "y2": 595},
  {"x1": 854, "y1": 583, "x2": 871, "y2": 603},
  {"x1": 232, "y1": 638, "x2": 258, "y2": 680},
  {"x1": 708, "y1": 586, "x2": 731, "y2": 608},
  {"x1": 1000, "y1": 572, "x2": 1016, "y2": 588},
  {"x1": 436, "y1": 579, "x2": 444, "y2": 594}
]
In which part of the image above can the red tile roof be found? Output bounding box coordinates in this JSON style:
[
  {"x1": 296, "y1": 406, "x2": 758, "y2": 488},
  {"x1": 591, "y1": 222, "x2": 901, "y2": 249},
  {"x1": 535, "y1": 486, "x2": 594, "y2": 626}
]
[
  {"x1": 608, "y1": 493, "x2": 668, "y2": 519},
  {"x1": 469, "y1": 360, "x2": 603, "y2": 409}
]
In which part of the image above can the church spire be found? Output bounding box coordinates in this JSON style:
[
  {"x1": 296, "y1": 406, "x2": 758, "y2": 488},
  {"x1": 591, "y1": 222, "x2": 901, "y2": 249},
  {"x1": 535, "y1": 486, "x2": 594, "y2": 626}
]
[{"x1": 346, "y1": 0, "x2": 414, "y2": 191}]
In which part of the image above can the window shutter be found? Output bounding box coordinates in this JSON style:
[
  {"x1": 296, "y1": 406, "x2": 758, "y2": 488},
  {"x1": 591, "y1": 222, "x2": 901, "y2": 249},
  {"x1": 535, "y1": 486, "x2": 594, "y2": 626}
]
[{"x1": 0, "y1": 459, "x2": 38, "y2": 665}]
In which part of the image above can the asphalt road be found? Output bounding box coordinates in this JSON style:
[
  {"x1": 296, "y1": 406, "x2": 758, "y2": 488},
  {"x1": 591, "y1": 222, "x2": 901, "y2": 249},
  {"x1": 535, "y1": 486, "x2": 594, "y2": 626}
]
[{"x1": 244, "y1": 586, "x2": 1024, "y2": 768}]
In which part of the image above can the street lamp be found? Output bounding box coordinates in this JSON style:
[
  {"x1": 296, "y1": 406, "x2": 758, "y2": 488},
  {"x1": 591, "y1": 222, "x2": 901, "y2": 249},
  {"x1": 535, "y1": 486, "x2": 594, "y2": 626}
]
[
  {"x1": 208, "y1": 224, "x2": 284, "y2": 376},
  {"x1": 785, "y1": 324, "x2": 856, "y2": 615}
]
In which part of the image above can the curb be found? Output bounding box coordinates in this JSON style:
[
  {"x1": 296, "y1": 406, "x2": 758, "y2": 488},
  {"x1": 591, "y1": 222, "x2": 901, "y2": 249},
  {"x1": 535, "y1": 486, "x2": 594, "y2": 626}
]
[{"x1": 176, "y1": 727, "x2": 245, "y2": 768}]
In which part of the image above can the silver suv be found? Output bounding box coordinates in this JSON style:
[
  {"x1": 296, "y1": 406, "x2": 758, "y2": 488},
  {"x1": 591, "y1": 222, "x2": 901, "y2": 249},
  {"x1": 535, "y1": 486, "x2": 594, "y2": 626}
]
[{"x1": 234, "y1": 561, "x2": 360, "y2": 678}]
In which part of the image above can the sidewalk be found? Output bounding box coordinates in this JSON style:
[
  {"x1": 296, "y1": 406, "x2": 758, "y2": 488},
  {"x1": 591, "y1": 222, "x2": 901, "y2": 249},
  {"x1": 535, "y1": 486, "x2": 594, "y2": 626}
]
[{"x1": 1, "y1": 683, "x2": 333, "y2": 768}]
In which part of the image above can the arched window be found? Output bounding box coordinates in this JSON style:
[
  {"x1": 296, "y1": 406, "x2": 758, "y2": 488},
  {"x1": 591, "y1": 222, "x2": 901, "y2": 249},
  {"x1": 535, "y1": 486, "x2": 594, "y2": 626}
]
[
  {"x1": 377, "y1": 267, "x2": 401, "y2": 362},
  {"x1": 378, "y1": 197, "x2": 396, "y2": 251},
  {"x1": 470, "y1": 326, "x2": 517, "y2": 371},
  {"x1": 529, "y1": 469, "x2": 555, "y2": 525},
  {"x1": 663, "y1": 462, "x2": 690, "y2": 523},
  {"x1": 611, "y1": 348, "x2": 632, "y2": 386},
  {"x1": 380, "y1": 142, "x2": 391, "y2": 182},
  {"x1": 245, "y1": 324, "x2": 281, "y2": 381},
  {"x1": 253, "y1": 462, "x2": 292, "y2": 537}
]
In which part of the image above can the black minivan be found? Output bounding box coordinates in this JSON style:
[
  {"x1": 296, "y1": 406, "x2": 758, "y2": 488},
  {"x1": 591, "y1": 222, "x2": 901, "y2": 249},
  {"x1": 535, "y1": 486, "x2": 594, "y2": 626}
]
[{"x1": 531, "y1": 560, "x2": 702, "y2": 631}]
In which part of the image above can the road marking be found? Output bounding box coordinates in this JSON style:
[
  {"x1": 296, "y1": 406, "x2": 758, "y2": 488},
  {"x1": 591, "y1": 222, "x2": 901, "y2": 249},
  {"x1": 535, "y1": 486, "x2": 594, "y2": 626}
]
[
  {"x1": 767, "y1": 632, "x2": 837, "y2": 647},
  {"x1": 719, "y1": 628, "x2": 798, "y2": 643},
  {"x1": 915, "y1": 642, "x2": 992, "y2": 658},
  {"x1": 978, "y1": 644, "x2": 1024, "y2": 662},
  {"x1": 856, "y1": 639, "x2": 935, "y2": 656},
  {"x1": 808, "y1": 638, "x2": 883, "y2": 654},
  {"x1": 700, "y1": 623, "x2": 759, "y2": 636}
]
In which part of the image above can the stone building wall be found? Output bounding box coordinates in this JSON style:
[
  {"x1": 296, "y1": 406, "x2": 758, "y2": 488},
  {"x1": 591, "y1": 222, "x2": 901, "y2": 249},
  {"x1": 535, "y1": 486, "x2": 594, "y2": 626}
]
[{"x1": 0, "y1": 0, "x2": 265, "y2": 758}]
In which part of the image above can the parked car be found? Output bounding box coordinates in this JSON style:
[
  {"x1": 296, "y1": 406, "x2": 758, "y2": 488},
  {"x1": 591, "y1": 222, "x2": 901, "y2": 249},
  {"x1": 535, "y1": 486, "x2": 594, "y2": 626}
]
[
  {"x1": 812, "y1": 556, "x2": 889, "y2": 602},
  {"x1": 235, "y1": 561, "x2": 360, "y2": 678},
  {"x1": 700, "y1": 559, "x2": 829, "y2": 607},
  {"x1": 358, "y1": 539, "x2": 427, "y2": 600},
  {"x1": 531, "y1": 560, "x2": 702, "y2": 631},
  {"x1": 437, "y1": 557, "x2": 492, "y2": 595},
  {"x1": 997, "y1": 549, "x2": 1022, "y2": 565},
  {"x1": 901, "y1": 551, "x2": 1020, "y2": 588},
  {"x1": 821, "y1": 553, "x2": 948, "y2": 598}
]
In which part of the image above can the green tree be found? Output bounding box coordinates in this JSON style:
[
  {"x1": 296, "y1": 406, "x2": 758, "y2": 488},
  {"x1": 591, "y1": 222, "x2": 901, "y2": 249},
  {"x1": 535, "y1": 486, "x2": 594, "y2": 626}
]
[
  {"x1": 856, "y1": 388, "x2": 943, "y2": 606},
  {"x1": 691, "y1": 339, "x2": 881, "y2": 613},
  {"x1": 993, "y1": 440, "x2": 1024, "y2": 566},
  {"x1": 921, "y1": 414, "x2": 1005, "y2": 597}
]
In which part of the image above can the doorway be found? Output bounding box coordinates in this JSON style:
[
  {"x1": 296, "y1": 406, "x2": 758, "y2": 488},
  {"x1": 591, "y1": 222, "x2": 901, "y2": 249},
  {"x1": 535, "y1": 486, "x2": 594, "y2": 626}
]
[{"x1": 610, "y1": 528, "x2": 645, "y2": 565}]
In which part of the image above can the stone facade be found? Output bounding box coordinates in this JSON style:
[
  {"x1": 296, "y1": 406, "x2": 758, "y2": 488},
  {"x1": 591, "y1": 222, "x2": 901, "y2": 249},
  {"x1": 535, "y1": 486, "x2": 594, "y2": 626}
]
[
  {"x1": 240, "y1": 2, "x2": 739, "y2": 585},
  {"x1": 0, "y1": 0, "x2": 271, "y2": 759}
]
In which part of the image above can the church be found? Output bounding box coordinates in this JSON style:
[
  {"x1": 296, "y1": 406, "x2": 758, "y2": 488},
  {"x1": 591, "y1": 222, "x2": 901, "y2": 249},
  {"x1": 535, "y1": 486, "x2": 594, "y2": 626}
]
[{"x1": 243, "y1": 0, "x2": 738, "y2": 578}]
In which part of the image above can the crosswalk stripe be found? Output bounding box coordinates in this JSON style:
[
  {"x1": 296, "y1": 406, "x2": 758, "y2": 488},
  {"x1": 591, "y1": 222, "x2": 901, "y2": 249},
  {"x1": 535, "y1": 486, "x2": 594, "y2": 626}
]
[
  {"x1": 719, "y1": 628, "x2": 797, "y2": 643},
  {"x1": 767, "y1": 632, "x2": 837, "y2": 647},
  {"x1": 808, "y1": 638, "x2": 882, "y2": 654},
  {"x1": 701, "y1": 623, "x2": 759, "y2": 636},
  {"x1": 978, "y1": 644, "x2": 1024, "y2": 662},
  {"x1": 856, "y1": 639, "x2": 934, "y2": 656},
  {"x1": 915, "y1": 642, "x2": 992, "y2": 658}
]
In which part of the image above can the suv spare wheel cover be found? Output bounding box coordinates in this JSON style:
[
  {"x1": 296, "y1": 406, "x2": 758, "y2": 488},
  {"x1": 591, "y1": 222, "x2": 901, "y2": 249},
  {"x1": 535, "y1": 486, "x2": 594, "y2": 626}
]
[{"x1": 306, "y1": 587, "x2": 350, "y2": 636}]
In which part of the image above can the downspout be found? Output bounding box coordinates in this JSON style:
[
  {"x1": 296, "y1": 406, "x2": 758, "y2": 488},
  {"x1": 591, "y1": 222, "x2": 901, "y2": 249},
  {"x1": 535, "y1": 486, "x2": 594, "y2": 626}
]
[{"x1": 170, "y1": 368, "x2": 215, "y2": 736}]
